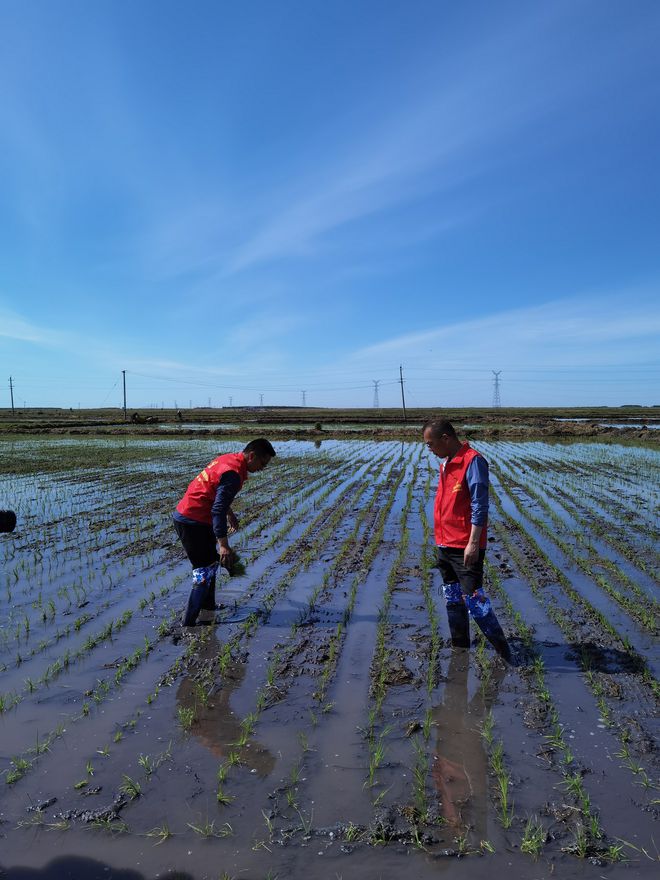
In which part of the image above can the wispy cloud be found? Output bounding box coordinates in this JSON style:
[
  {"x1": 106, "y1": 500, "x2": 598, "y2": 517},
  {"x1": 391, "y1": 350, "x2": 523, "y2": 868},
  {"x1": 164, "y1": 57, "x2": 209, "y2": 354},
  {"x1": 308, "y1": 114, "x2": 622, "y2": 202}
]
[
  {"x1": 346, "y1": 288, "x2": 660, "y2": 370},
  {"x1": 0, "y1": 308, "x2": 69, "y2": 346},
  {"x1": 224, "y1": 4, "x2": 643, "y2": 275}
]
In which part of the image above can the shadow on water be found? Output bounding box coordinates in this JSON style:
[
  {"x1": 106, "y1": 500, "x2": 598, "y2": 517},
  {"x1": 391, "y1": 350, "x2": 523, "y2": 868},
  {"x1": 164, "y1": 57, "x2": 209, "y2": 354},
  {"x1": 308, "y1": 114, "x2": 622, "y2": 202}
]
[
  {"x1": 0, "y1": 859, "x2": 192, "y2": 880},
  {"x1": 215, "y1": 599, "x2": 386, "y2": 628},
  {"x1": 519, "y1": 639, "x2": 647, "y2": 674},
  {"x1": 175, "y1": 629, "x2": 275, "y2": 777},
  {"x1": 431, "y1": 650, "x2": 505, "y2": 836}
]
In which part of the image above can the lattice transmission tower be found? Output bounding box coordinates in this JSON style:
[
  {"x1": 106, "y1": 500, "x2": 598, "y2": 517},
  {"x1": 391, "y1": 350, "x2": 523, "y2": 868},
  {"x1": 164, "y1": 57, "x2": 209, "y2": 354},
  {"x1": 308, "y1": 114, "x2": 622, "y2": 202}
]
[
  {"x1": 301, "y1": 390, "x2": 306, "y2": 407},
  {"x1": 373, "y1": 380, "x2": 380, "y2": 408},
  {"x1": 492, "y1": 371, "x2": 502, "y2": 408}
]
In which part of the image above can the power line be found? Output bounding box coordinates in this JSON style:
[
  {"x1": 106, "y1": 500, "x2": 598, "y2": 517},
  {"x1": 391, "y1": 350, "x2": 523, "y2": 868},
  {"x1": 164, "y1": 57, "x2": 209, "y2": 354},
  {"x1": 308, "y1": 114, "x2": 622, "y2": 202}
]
[{"x1": 126, "y1": 370, "x2": 399, "y2": 393}]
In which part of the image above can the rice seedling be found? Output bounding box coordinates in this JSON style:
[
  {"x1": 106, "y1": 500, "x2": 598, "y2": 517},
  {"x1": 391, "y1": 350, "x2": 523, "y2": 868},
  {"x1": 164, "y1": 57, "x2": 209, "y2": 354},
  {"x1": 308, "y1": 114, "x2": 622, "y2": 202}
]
[
  {"x1": 118, "y1": 774, "x2": 141, "y2": 800},
  {"x1": 520, "y1": 815, "x2": 546, "y2": 857},
  {"x1": 187, "y1": 819, "x2": 233, "y2": 838},
  {"x1": 216, "y1": 786, "x2": 234, "y2": 806},
  {"x1": 177, "y1": 706, "x2": 195, "y2": 730},
  {"x1": 145, "y1": 823, "x2": 173, "y2": 845}
]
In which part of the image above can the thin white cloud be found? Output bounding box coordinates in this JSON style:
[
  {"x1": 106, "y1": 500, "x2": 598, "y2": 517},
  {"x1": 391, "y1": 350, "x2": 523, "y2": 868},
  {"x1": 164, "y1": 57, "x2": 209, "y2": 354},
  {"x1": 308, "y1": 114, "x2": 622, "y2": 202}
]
[
  {"x1": 347, "y1": 290, "x2": 660, "y2": 370},
  {"x1": 225, "y1": 4, "x2": 649, "y2": 275},
  {"x1": 0, "y1": 308, "x2": 68, "y2": 346}
]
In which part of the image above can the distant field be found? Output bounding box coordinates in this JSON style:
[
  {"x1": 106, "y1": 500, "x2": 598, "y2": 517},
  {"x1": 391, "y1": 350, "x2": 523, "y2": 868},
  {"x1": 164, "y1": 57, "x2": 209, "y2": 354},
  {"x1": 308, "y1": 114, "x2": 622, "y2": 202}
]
[
  {"x1": 1, "y1": 405, "x2": 659, "y2": 443},
  {"x1": 0, "y1": 436, "x2": 658, "y2": 878}
]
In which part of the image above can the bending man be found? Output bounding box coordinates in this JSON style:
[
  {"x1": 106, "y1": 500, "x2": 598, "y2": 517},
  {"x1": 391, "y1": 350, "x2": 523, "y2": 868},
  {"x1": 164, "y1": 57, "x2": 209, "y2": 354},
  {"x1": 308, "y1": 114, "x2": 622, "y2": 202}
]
[
  {"x1": 423, "y1": 419, "x2": 513, "y2": 663},
  {"x1": 173, "y1": 438, "x2": 276, "y2": 626}
]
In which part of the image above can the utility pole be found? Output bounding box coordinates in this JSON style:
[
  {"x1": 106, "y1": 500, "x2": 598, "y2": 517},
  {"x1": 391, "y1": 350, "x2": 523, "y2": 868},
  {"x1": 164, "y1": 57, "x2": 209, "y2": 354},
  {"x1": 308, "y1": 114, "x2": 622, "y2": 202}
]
[
  {"x1": 208, "y1": 396, "x2": 211, "y2": 408},
  {"x1": 399, "y1": 365, "x2": 407, "y2": 422},
  {"x1": 259, "y1": 393, "x2": 264, "y2": 407},
  {"x1": 372, "y1": 380, "x2": 380, "y2": 408},
  {"x1": 492, "y1": 371, "x2": 502, "y2": 408},
  {"x1": 301, "y1": 390, "x2": 306, "y2": 407},
  {"x1": 9, "y1": 376, "x2": 15, "y2": 414},
  {"x1": 229, "y1": 396, "x2": 233, "y2": 408},
  {"x1": 122, "y1": 370, "x2": 127, "y2": 421}
]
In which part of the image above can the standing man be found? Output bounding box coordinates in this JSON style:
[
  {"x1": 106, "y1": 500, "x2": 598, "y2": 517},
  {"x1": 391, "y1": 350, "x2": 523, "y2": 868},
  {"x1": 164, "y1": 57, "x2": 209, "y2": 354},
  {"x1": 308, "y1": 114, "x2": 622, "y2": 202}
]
[
  {"x1": 423, "y1": 419, "x2": 513, "y2": 663},
  {"x1": 173, "y1": 438, "x2": 276, "y2": 626}
]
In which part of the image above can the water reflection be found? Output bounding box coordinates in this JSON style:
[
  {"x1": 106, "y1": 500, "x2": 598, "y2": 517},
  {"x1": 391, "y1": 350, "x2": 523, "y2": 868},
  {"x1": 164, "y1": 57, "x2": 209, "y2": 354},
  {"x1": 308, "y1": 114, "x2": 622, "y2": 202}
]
[
  {"x1": 432, "y1": 651, "x2": 504, "y2": 835},
  {"x1": 175, "y1": 631, "x2": 275, "y2": 777}
]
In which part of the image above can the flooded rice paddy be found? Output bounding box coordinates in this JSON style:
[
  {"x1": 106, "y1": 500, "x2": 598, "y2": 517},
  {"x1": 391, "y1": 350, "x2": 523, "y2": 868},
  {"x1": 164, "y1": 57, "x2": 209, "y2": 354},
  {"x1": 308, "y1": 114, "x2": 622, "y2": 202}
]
[{"x1": 0, "y1": 437, "x2": 658, "y2": 880}]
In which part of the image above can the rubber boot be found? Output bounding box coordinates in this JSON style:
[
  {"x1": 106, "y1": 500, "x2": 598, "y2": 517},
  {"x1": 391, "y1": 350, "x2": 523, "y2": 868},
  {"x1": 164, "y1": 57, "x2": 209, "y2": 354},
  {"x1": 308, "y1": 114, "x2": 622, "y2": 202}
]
[
  {"x1": 183, "y1": 563, "x2": 218, "y2": 626},
  {"x1": 463, "y1": 589, "x2": 513, "y2": 663},
  {"x1": 473, "y1": 611, "x2": 513, "y2": 663},
  {"x1": 201, "y1": 574, "x2": 218, "y2": 611},
  {"x1": 442, "y1": 582, "x2": 470, "y2": 648},
  {"x1": 182, "y1": 584, "x2": 207, "y2": 626},
  {"x1": 446, "y1": 603, "x2": 470, "y2": 648}
]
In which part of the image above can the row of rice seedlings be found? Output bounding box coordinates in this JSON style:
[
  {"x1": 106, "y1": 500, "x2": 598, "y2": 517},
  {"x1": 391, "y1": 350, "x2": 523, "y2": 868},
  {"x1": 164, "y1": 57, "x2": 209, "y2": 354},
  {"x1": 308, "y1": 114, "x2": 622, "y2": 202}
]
[
  {"x1": 492, "y1": 461, "x2": 659, "y2": 632},
  {"x1": 6, "y1": 454, "x2": 340, "y2": 668},
  {"x1": 214, "y1": 454, "x2": 409, "y2": 808},
  {"x1": 312, "y1": 456, "x2": 409, "y2": 708},
  {"x1": 234, "y1": 451, "x2": 418, "y2": 847},
  {"x1": 3, "y1": 526, "x2": 171, "y2": 645},
  {"x1": 363, "y1": 464, "x2": 427, "y2": 822},
  {"x1": 2, "y1": 608, "x2": 174, "y2": 787},
  {"x1": 368, "y1": 455, "x2": 441, "y2": 841},
  {"x1": 531, "y1": 474, "x2": 660, "y2": 595},
  {"x1": 1, "y1": 572, "x2": 186, "y2": 717},
  {"x1": 489, "y1": 487, "x2": 658, "y2": 698},
  {"x1": 71, "y1": 451, "x2": 374, "y2": 738},
  {"x1": 133, "y1": 454, "x2": 386, "y2": 733},
  {"x1": 538, "y1": 478, "x2": 660, "y2": 576},
  {"x1": 486, "y1": 527, "x2": 659, "y2": 811},
  {"x1": 247, "y1": 450, "x2": 383, "y2": 560},
  {"x1": 501, "y1": 443, "x2": 660, "y2": 544},
  {"x1": 476, "y1": 616, "x2": 603, "y2": 860},
  {"x1": 0, "y1": 607, "x2": 129, "y2": 711},
  {"x1": 370, "y1": 465, "x2": 419, "y2": 712},
  {"x1": 77, "y1": 458, "x2": 395, "y2": 818}
]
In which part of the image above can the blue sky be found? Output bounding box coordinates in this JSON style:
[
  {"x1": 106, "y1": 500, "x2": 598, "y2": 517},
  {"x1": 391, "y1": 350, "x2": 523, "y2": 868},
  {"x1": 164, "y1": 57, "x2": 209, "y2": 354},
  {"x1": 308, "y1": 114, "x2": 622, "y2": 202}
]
[{"x1": 1, "y1": 0, "x2": 659, "y2": 409}]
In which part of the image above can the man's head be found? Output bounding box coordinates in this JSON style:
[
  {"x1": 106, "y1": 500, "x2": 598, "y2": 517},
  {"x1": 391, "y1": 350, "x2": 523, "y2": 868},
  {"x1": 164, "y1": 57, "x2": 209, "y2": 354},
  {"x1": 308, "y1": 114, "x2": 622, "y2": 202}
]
[
  {"x1": 422, "y1": 418, "x2": 460, "y2": 459},
  {"x1": 243, "y1": 438, "x2": 276, "y2": 473}
]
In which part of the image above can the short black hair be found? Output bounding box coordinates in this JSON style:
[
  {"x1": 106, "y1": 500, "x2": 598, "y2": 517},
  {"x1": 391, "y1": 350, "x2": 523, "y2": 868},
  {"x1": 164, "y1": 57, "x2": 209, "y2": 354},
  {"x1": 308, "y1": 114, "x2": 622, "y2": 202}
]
[
  {"x1": 243, "y1": 438, "x2": 276, "y2": 459},
  {"x1": 422, "y1": 418, "x2": 457, "y2": 438}
]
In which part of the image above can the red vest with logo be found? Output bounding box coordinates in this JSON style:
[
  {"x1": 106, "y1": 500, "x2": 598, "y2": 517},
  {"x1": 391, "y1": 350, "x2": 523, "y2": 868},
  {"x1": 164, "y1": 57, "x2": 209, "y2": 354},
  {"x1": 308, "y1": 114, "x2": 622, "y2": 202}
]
[
  {"x1": 176, "y1": 452, "x2": 248, "y2": 525},
  {"x1": 434, "y1": 443, "x2": 488, "y2": 549}
]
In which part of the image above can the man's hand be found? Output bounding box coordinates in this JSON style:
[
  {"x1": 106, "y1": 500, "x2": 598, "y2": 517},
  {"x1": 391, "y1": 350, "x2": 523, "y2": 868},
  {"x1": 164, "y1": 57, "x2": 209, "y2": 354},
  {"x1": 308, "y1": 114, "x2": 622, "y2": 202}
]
[
  {"x1": 217, "y1": 539, "x2": 236, "y2": 571},
  {"x1": 227, "y1": 510, "x2": 240, "y2": 535},
  {"x1": 463, "y1": 540, "x2": 479, "y2": 569}
]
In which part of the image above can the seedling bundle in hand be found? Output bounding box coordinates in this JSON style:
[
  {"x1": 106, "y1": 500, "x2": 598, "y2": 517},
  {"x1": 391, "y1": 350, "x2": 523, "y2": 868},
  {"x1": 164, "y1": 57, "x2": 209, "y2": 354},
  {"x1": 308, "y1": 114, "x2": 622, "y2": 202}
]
[{"x1": 222, "y1": 553, "x2": 247, "y2": 577}]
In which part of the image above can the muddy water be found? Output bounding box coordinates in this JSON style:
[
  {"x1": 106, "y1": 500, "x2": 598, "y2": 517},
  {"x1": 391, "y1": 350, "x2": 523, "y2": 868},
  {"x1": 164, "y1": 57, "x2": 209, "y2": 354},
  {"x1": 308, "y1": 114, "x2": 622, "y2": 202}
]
[{"x1": 1, "y1": 438, "x2": 659, "y2": 880}]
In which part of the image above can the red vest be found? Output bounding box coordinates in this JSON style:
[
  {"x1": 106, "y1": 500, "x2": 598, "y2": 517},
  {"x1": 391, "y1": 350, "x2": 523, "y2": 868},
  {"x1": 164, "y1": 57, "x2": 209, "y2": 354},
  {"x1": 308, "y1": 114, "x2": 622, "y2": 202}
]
[
  {"x1": 176, "y1": 452, "x2": 248, "y2": 525},
  {"x1": 434, "y1": 443, "x2": 488, "y2": 549}
]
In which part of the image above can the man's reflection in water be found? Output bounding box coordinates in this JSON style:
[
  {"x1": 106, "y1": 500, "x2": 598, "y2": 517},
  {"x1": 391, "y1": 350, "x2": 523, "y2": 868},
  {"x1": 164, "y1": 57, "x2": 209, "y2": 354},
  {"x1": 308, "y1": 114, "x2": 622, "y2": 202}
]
[
  {"x1": 176, "y1": 630, "x2": 275, "y2": 778},
  {"x1": 432, "y1": 651, "x2": 505, "y2": 837}
]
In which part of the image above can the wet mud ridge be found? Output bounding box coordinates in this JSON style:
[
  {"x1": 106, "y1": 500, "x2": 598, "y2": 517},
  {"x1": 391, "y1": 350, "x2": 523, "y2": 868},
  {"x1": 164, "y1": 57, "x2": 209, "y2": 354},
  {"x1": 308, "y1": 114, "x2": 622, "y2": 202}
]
[{"x1": 0, "y1": 437, "x2": 658, "y2": 880}]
